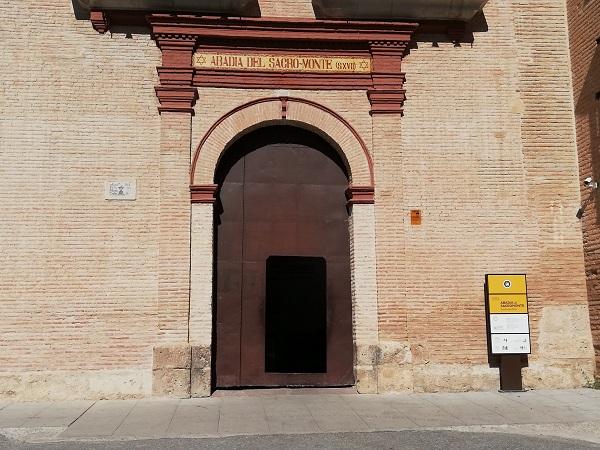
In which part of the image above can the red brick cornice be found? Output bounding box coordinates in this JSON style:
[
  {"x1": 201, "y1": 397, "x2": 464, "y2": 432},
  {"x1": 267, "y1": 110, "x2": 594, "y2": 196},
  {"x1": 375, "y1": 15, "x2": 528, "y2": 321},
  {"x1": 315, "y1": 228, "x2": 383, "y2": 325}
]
[
  {"x1": 191, "y1": 185, "x2": 218, "y2": 204},
  {"x1": 147, "y1": 15, "x2": 418, "y2": 43},
  {"x1": 155, "y1": 86, "x2": 198, "y2": 115},
  {"x1": 147, "y1": 15, "x2": 417, "y2": 115},
  {"x1": 346, "y1": 186, "x2": 375, "y2": 205},
  {"x1": 88, "y1": 13, "x2": 418, "y2": 115},
  {"x1": 368, "y1": 40, "x2": 408, "y2": 115},
  {"x1": 367, "y1": 88, "x2": 407, "y2": 116}
]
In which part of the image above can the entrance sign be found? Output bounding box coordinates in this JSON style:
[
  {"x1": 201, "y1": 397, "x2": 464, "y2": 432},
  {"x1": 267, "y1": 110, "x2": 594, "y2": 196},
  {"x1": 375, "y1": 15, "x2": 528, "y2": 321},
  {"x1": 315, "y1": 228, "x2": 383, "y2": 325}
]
[
  {"x1": 490, "y1": 314, "x2": 530, "y2": 334},
  {"x1": 487, "y1": 274, "x2": 527, "y2": 294},
  {"x1": 491, "y1": 334, "x2": 531, "y2": 354},
  {"x1": 485, "y1": 274, "x2": 531, "y2": 355},
  {"x1": 194, "y1": 52, "x2": 372, "y2": 74},
  {"x1": 488, "y1": 294, "x2": 528, "y2": 314}
]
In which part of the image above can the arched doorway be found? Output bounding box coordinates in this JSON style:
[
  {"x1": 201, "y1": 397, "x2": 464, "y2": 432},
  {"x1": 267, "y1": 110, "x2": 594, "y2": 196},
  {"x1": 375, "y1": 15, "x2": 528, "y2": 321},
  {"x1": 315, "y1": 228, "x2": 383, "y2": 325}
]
[{"x1": 214, "y1": 125, "x2": 354, "y2": 388}]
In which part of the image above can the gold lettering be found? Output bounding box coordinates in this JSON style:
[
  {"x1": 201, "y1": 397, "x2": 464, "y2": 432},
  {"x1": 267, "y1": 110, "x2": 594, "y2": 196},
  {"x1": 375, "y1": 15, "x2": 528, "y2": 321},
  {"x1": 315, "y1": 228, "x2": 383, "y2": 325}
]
[{"x1": 195, "y1": 53, "x2": 372, "y2": 74}]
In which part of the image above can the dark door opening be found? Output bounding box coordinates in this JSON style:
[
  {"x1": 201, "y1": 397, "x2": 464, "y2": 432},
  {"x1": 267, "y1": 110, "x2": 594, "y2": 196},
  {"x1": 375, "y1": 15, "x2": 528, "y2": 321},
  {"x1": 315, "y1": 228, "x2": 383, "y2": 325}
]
[{"x1": 265, "y1": 256, "x2": 327, "y2": 374}]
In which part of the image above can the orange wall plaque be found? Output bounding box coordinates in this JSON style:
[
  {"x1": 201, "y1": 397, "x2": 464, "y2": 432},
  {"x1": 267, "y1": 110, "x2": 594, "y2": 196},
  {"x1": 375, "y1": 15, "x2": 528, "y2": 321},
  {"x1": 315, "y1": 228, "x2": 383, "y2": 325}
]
[{"x1": 411, "y1": 210, "x2": 422, "y2": 225}]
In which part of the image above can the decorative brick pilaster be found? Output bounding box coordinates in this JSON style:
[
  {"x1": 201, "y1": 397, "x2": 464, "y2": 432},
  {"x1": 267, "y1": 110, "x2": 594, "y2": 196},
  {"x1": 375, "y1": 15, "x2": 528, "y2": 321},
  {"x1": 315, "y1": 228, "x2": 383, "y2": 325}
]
[
  {"x1": 158, "y1": 112, "x2": 192, "y2": 349},
  {"x1": 190, "y1": 185, "x2": 218, "y2": 204},
  {"x1": 368, "y1": 41, "x2": 410, "y2": 116},
  {"x1": 153, "y1": 34, "x2": 198, "y2": 115},
  {"x1": 155, "y1": 86, "x2": 198, "y2": 115},
  {"x1": 346, "y1": 186, "x2": 375, "y2": 206},
  {"x1": 372, "y1": 114, "x2": 408, "y2": 346},
  {"x1": 349, "y1": 203, "x2": 379, "y2": 393},
  {"x1": 190, "y1": 202, "x2": 215, "y2": 397}
]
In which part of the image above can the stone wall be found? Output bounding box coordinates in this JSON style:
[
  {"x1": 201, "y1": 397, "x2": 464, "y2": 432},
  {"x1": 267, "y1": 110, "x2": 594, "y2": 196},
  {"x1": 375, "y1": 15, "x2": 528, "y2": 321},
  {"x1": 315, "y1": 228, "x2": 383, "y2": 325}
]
[{"x1": 0, "y1": 1, "x2": 161, "y2": 399}]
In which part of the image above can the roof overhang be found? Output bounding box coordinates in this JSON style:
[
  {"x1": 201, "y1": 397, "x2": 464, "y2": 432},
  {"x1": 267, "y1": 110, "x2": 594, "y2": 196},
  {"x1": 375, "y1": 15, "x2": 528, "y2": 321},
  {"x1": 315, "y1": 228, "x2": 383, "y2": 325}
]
[
  {"x1": 313, "y1": 0, "x2": 489, "y2": 21},
  {"x1": 72, "y1": 0, "x2": 261, "y2": 18},
  {"x1": 73, "y1": 0, "x2": 488, "y2": 21}
]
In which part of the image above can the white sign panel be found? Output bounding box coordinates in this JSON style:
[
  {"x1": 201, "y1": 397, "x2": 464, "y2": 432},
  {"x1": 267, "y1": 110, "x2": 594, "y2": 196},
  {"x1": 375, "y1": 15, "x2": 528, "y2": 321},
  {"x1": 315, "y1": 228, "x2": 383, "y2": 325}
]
[
  {"x1": 105, "y1": 180, "x2": 136, "y2": 200},
  {"x1": 490, "y1": 314, "x2": 530, "y2": 334},
  {"x1": 491, "y1": 333, "x2": 531, "y2": 354}
]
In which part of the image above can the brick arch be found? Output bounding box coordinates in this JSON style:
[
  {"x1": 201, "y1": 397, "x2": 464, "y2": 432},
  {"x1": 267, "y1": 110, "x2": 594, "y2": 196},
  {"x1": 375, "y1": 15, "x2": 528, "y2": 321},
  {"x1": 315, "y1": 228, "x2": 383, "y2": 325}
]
[{"x1": 190, "y1": 97, "x2": 374, "y2": 187}]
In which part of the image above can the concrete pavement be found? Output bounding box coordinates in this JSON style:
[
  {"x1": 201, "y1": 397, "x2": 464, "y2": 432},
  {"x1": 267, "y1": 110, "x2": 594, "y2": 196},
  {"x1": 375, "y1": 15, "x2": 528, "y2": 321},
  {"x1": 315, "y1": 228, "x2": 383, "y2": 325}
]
[{"x1": 0, "y1": 389, "x2": 600, "y2": 444}]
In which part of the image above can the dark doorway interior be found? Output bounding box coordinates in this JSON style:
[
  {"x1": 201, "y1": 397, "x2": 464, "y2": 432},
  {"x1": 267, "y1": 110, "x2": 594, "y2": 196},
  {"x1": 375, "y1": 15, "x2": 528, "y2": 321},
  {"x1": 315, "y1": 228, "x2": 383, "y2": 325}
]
[{"x1": 265, "y1": 256, "x2": 327, "y2": 374}]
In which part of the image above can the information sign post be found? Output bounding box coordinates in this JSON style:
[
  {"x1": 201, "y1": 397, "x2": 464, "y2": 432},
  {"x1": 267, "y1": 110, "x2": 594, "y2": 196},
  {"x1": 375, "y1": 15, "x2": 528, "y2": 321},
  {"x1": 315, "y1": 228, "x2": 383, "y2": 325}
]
[{"x1": 485, "y1": 274, "x2": 530, "y2": 392}]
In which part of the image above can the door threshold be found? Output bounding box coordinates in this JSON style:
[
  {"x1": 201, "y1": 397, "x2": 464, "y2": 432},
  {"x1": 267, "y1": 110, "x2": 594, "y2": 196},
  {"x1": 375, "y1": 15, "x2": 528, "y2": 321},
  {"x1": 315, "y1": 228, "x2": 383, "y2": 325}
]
[{"x1": 211, "y1": 386, "x2": 357, "y2": 397}]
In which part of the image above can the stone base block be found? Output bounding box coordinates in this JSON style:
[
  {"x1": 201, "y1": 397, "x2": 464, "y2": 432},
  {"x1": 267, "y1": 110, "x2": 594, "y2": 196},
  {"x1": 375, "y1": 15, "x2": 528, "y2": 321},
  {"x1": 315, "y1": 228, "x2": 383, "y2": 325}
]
[
  {"x1": 152, "y1": 368, "x2": 190, "y2": 398},
  {"x1": 0, "y1": 369, "x2": 150, "y2": 401},
  {"x1": 412, "y1": 364, "x2": 498, "y2": 393},
  {"x1": 523, "y1": 360, "x2": 594, "y2": 389},
  {"x1": 378, "y1": 365, "x2": 414, "y2": 392},
  {"x1": 355, "y1": 367, "x2": 378, "y2": 394},
  {"x1": 191, "y1": 368, "x2": 211, "y2": 397},
  {"x1": 192, "y1": 345, "x2": 211, "y2": 370},
  {"x1": 153, "y1": 345, "x2": 191, "y2": 370},
  {"x1": 191, "y1": 345, "x2": 212, "y2": 397}
]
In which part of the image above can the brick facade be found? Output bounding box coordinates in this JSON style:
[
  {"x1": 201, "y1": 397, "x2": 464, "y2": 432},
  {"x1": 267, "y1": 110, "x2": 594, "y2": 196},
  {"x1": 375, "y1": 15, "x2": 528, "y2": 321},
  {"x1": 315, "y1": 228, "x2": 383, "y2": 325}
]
[
  {"x1": 0, "y1": 0, "x2": 594, "y2": 399},
  {"x1": 566, "y1": 0, "x2": 600, "y2": 372}
]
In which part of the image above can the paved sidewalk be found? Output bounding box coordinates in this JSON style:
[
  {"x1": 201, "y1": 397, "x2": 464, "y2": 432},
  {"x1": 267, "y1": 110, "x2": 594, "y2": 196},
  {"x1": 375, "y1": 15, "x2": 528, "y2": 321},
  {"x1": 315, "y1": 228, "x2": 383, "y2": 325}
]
[{"x1": 1, "y1": 389, "x2": 600, "y2": 444}]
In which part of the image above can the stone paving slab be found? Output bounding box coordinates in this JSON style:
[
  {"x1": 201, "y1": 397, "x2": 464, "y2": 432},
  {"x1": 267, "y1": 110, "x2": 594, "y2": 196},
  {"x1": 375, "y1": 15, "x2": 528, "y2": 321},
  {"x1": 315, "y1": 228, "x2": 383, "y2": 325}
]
[
  {"x1": 341, "y1": 395, "x2": 418, "y2": 430},
  {"x1": 458, "y1": 391, "x2": 554, "y2": 424},
  {"x1": 0, "y1": 403, "x2": 53, "y2": 428},
  {"x1": 299, "y1": 395, "x2": 371, "y2": 433},
  {"x1": 218, "y1": 397, "x2": 269, "y2": 435},
  {"x1": 388, "y1": 394, "x2": 465, "y2": 427},
  {"x1": 112, "y1": 399, "x2": 179, "y2": 439},
  {"x1": 0, "y1": 389, "x2": 599, "y2": 442},
  {"x1": 420, "y1": 392, "x2": 508, "y2": 426},
  {"x1": 507, "y1": 391, "x2": 591, "y2": 423},
  {"x1": 260, "y1": 396, "x2": 321, "y2": 435},
  {"x1": 21, "y1": 401, "x2": 94, "y2": 428},
  {"x1": 60, "y1": 400, "x2": 137, "y2": 438},
  {"x1": 166, "y1": 398, "x2": 221, "y2": 437}
]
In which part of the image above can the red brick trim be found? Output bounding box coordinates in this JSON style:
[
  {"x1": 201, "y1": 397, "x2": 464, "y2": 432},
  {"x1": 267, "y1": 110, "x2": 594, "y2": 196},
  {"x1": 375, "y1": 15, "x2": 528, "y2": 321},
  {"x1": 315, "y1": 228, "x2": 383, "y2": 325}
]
[
  {"x1": 90, "y1": 10, "x2": 109, "y2": 34},
  {"x1": 346, "y1": 186, "x2": 375, "y2": 205},
  {"x1": 155, "y1": 86, "x2": 198, "y2": 115},
  {"x1": 368, "y1": 41, "x2": 409, "y2": 115},
  {"x1": 146, "y1": 15, "x2": 416, "y2": 114},
  {"x1": 190, "y1": 97, "x2": 375, "y2": 187},
  {"x1": 367, "y1": 89, "x2": 407, "y2": 116},
  {"x1": 191, "y1": 185, "x2": 218, "y2": 204},
  {"x1": 148, "y1": 15, "x2": 418, "y2": 43}
]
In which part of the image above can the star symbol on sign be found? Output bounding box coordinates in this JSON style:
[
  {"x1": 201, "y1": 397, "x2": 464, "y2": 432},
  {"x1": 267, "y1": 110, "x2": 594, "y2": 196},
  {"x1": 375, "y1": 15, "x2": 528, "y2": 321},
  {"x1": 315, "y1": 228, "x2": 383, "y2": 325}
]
[
  {"x1": 197, "y1": 55, "x2": 207, "y2": 65},
  {"x1": 359, "y1": 61, "x2": 370, "y2": 70}
]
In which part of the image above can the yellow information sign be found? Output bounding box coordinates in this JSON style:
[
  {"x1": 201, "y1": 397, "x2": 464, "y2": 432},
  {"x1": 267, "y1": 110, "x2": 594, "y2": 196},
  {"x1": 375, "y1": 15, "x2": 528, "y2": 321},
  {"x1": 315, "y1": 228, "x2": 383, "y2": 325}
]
[
  {"x1": 193, "y1": 52, "x2": 372, "y2": 74},
  {"x1": 487, "y1": 274, "x2": 527, "y2": 295},
  {"x1": 488, "y1": 294, "x2": 528, "y2": 314}
]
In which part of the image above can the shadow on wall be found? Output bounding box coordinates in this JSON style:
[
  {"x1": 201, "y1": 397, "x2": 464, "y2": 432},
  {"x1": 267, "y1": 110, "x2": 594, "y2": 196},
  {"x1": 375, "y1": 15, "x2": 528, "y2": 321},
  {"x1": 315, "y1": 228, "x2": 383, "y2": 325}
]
[
  {"x1": 71, "y1": 0, "x2": 261, "y2": 19},
  {"x1": 576, "y1": 43, "x2": 600, "y2": 362},
  {"x1": 410, "y1": 11, "x2": 488, "y2": 49},
  {"x1": 70, "y1": 0, "x2": 262, "y2": 34},
  {"x1": 71, "y1": 0, "x2": 487, "y2": 46},
  {"x1": 579, "y1": 47, "x2": 600, "y2": 220}
]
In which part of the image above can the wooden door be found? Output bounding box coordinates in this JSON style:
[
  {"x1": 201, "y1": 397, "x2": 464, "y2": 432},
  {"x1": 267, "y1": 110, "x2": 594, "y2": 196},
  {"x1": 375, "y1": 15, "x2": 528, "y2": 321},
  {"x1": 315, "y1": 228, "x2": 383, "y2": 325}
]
[{"x1": 215, "y1": 126, "x2": 353, "y2": 388}]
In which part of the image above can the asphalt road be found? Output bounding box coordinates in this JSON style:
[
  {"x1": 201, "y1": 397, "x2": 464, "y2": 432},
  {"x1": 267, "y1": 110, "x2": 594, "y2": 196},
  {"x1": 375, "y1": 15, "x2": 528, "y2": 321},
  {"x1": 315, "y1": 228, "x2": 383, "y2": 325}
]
[{"x1": 0, "y1": 431, "x2": 598, "y2": 450}]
